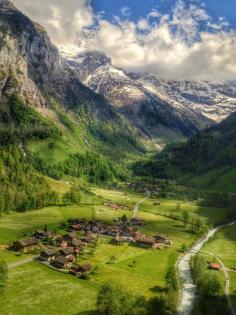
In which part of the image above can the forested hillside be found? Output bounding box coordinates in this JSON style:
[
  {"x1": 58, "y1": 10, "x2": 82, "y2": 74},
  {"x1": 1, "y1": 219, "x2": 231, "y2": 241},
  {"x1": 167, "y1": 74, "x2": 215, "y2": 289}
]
[{"x1": 133, "y1": 111, "x2": 236, "y2": 192}]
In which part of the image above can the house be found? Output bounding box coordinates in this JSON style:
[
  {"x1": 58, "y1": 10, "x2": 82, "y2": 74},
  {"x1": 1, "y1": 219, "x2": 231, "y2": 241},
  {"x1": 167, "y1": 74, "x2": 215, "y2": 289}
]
[
  {"x1": 56, "y1": 238, "x2": 68, "y2": 247},
  {"x1": 52, "y1": 256, "x2": 72, "y2": 269},
  {"x1": 59, "y1": 247, "x2": 75, "y2": 259},
  {"x1": 40, "y1": 249, "x2": 57, "y2": 261},
  {"x1": 153, "y1": 201, "x2": 161, "y2": 206},
  {"x1": 154, "y1": 235, "x2": 171, "y2": 244},
  {"x1": 34, "y1": 230, "x2": 53, "y2": 240},
  {"x1": 79, "y1": 264, "x2": 92, "y2": 273},
  {"x1": 208, "y1": 262, "x2": 221, "y2": 271},
  {"x1": 135, "y1": 237, "x2": 155, "y2": 248},
  {"x1": 12, "y1": 237, "x2": 39, "y2": 253},
  {"x1": 64, "y1": 232, "x2": 77, "y2": 242}
]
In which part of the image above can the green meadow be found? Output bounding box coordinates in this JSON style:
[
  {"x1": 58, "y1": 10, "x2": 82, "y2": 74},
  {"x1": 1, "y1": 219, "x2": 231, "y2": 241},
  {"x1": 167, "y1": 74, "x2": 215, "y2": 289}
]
[{"x1": 0, "y1": 188, "x2": 231, "y2": 314}]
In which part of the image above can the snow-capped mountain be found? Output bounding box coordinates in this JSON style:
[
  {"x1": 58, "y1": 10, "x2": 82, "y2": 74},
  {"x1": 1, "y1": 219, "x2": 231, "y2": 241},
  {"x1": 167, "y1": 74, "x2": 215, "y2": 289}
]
[{"x1": 62, "y1": 46, "x2": 236, "y2": 144}]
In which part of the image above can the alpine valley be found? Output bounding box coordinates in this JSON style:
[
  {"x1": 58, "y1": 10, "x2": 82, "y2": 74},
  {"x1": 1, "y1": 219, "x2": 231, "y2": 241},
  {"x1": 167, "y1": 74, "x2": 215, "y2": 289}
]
[{"x1": 0, "y1": 1, "x2": 236, "y2": 315}]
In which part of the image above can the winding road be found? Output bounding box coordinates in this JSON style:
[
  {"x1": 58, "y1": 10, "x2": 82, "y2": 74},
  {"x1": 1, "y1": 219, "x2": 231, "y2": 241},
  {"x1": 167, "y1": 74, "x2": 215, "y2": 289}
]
[
  {"x1": 132, "y1": 189, "x2": 150, "y2": 218},
  {"x1": 177, "y1": 221, "x2": 236, "y2": 315}
]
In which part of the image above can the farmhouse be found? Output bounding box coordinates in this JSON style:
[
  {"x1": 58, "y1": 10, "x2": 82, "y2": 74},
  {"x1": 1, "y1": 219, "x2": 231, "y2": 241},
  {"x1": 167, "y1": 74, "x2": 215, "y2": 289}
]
[
  {"x1": 60, "y1": 247, "x2": 75, "y2": 259},
  {"x1": 40, "y1": 249, "x2": 57, "y2": 262},
  {"x1": 69, "y1": 264, "x2": 92, "y2": 276},
  {"x1": 56, "y1": 237, "x2": 68, "y2": 247},
  {"x1": 12, "y1": 237, "x2": 39, "y2": 253},
  {"x1": 135, "y1": 237, "x2": 155, "y2": 248},
  {"x1": 154, "y1": 235, "x2": 172, "y2": 245},
  {"x1": 52, "y1": 256, "x2": 72, "y2": 269},
  {"x1": 208, "y1": 262, "x2": 221, "y2": 270},
  {"x1": 34, "y1": 230, "x2": 52, "y2": 240}
]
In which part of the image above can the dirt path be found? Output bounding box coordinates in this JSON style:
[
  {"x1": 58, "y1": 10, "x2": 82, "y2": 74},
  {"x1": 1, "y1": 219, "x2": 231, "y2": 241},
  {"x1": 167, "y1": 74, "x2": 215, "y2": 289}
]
[
  {"x1": 8, "y1": 255, "x2": 39, "y2": 269},
  {"x1": 132, "y1": 190, "x2": 150, "y2": 218},
  {"x1": 177, "y1": 221, "x2": 236, "y2": 315}
]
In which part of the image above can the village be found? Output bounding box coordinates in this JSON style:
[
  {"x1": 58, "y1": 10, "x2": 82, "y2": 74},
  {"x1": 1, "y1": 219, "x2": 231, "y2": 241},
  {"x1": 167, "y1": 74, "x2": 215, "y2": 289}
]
[{"x1": 9, "y1": 208, "x2": 173, "y2": 278}]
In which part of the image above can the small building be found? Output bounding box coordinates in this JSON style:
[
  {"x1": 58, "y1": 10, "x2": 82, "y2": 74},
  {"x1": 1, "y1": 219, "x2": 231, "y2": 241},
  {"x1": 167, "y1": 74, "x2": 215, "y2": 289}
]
[
  {"x1": 79, "y1": 264, "x2": 92, "y2": 273},
  {"x1": 208, "y1": 262, "x2": 221, "y2": 271},
  {"x1": 135, "y1": 237, "x2": 155, "y2": 248},
  {"x1": 60, "y1": 247, "x2": 75, "y2": 259},
  {"x1": 52, "y1": 256, "x2": 72, "y2": 269},
  {"x1": 153, "y1": 201, "x2": 161, "y2": 206},
  {"x1": 56, "y1": 238, "x2": 68, "y2": 247},
  {"x1": 154, "y1": 235, "x2": 170, "y2": 244},
  {"x1": 34, "y1": 230, "x2": 52, "y2": 240},
  {"x1": 12, "y1": 237, "x2": 39, "y2": 253},
  {"x1": 40, "y1": 249, "x2": 57, "y2": 262}
]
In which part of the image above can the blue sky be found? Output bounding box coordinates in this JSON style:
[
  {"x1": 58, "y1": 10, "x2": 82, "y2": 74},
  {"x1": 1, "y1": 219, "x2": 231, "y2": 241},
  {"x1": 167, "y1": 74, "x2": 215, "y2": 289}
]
[
  {"x1": 91, "y1": 0, "x2": 236, "y2": 30},
  {"x1": 13, "y1": 0, "x2": 236, "y2": 81}
]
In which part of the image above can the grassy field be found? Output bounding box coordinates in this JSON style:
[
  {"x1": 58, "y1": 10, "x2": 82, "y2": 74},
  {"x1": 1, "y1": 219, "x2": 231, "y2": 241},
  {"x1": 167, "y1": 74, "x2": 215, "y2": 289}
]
[
  {"x1": 198, "y1": 224, "x2": 236, "y2": 310},
  {"x1": 0, "y1": 187, "x2": 232, "y2": 314},
  {"x1": 0, "y1": 262, "x2": 98, "y2": 315}
]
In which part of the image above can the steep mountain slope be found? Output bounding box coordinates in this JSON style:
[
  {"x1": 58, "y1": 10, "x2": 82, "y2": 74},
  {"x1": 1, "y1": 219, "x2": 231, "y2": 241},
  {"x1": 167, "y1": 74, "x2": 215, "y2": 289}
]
[
  {"x1": 0, "y1": 0, "x2": 143, "y2": 160},
  {"x1": 133, "y1": 111, "x2": 236, "y2": 192}
]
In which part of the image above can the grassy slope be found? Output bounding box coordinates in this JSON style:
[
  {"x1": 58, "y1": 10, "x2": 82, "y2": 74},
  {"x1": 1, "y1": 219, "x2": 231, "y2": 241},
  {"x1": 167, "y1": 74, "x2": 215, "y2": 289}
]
[
  {"x1": 198, "y1": 224, "x2": 236, "y2": 311},
  {"x1": 0, "y1": 188, "x2": 230, "y2": 314}
]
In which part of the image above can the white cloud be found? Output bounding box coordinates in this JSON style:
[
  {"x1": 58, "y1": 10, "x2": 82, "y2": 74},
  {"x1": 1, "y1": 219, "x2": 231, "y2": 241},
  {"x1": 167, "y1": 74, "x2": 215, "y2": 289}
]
[
  {"x1": 12, "y1": 0, "x2": 95, "y2": 45},
  {"x1": 120, "y1": 6, "x2": 131, "y2": 18},
  {"x1": 12, "y1": 0, "x2": 236, "y2": 82}
]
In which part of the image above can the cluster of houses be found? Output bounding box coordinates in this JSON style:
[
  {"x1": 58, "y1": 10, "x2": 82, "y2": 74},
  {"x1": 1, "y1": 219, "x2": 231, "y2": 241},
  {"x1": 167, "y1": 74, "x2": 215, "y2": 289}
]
[
  {"x1": 11, "y1": 217, "x2": 172, "y2": 274},
  {"x1": 12, "y1": 229, "x2": 92, "y2": 275},
  {"x1": 103, "y1": 201, "x2": 128, "y2": 211}
]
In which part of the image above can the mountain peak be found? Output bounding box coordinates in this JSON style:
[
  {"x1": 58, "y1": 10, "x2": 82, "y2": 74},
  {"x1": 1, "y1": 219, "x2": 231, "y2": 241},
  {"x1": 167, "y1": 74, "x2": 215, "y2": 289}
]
[{"x1": 0, "y1": 0, "x2": 16, "y2": 9}]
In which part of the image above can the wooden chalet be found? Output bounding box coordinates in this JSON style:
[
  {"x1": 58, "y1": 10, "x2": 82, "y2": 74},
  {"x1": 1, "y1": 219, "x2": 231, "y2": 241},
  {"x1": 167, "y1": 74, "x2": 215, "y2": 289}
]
[
  {"x1": 34, "y1": 230, "x2": 52, "y2": 240},
  {"x1": 56, "y1": 237, "x2": 68, "y2": 247},
  {"x1": 59, "y1": 247, "x2": 75, "y2": 259},
  {"x1": 69, "y1": 264, "x2": 92, "y2": 276},
  {"x1": 154, "y1": 235, "x2": 172, "y2": 245},
  {"x1": 40, "y1": 249, "x2": 57, "y2": 262},
  {"x1": 52, "y1": 256, "x2": 72, "y2": 269},
  {"x1": 135, "y1": 237, "x2": 155, "y2": 248},
  {"x1": 208, "y1": 262, "x2": 221, "y2": 271},
  {"x1": 12, "y1": 237, "x2": 39, "y2": 253}
]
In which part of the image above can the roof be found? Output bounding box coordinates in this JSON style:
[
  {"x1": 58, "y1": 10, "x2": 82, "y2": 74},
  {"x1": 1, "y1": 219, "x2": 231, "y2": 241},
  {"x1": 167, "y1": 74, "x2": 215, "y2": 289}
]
[
  {"x1": 18, "y1": 237, "x2": 38, "y2": 247},
  {"x1": 60, "y1": 247, "x2": 74, "y2": 255},
  {"x1": 54, "y1": 256, "x2": 70, "y2": 265},
  {"x1": 41, "y1": 249, "x2": 57, "y2": 256},
  {"x1": 209, "y1": 263, "x2": 221, "y2": 269},
  {"x1": 135, "y1": 237, "x2": 155, "y2": 245}
]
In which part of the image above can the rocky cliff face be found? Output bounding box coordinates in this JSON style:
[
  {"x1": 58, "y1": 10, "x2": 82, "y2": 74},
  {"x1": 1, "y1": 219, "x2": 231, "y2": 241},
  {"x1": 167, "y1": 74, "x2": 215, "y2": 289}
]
[{"x1": 0, "y1": 0, "x2": 118, "y2": 121}]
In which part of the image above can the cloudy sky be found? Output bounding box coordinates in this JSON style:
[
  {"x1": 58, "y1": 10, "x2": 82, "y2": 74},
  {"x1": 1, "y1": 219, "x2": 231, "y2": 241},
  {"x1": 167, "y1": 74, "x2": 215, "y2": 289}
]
[{"x1": 12, "y1": 0, "x2": 236, "y2": 81}]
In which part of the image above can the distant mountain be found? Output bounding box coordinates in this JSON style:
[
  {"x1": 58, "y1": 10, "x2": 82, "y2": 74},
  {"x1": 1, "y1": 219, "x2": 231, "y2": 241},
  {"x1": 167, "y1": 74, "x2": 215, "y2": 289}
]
[
  {"x1": 133, "y1": 111, "x2": 236, "y2": 192},
  {"x1": 63, "y1": 44, "x2": 236, "y2": 146}
]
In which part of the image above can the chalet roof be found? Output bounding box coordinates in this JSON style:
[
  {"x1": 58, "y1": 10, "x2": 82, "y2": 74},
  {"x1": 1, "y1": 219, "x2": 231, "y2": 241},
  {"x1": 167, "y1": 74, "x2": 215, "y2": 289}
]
[
  {"x1": 209, "y1": 263, "x2": 221, "y2": 269},
  {"x1": 54, "y1": 256, "x2": 70, "y2": 265},
  {"x1": 41, "y1": 249, "x2": 57, "y2": 256},
  {"x1": 18, "y1": 237, "x2": 38, "y2": 247},
  {"x1": 135, "y1": 237, "x2": 155, "y2": 244},
  {"x1": 60, "y1": 247, "x2": 74, "y2": 255}
]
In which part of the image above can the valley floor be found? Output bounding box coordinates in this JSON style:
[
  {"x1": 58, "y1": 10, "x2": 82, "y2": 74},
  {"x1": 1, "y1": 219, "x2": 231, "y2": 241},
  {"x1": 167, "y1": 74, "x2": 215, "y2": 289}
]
[{"x1": 0, "y1": 188, "x2": 232, "y2": 314}]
